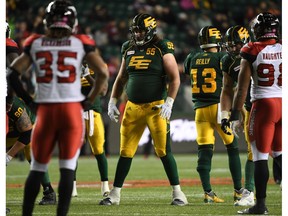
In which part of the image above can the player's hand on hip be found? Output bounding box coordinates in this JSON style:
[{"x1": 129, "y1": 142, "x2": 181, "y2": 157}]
[
  {"x1": 108, "y1": 98, "x2": 120, "y2": 122},
  {"x1": 154, "y1": 97, "x2": 174, "y2": 120}
]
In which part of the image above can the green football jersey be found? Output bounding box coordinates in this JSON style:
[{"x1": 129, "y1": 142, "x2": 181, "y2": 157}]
[
  {"x1": 221, "y1": 54, "x2": 252, "y2": 110},
  {"x1": 184, "y1": 51, "x2": 225, "y2": 109},
  {"x1": 81, "y1": 69, "x2": 102, "y2": 113},
  {"x1": 7, "y1": 97, "x2": 35, "y2": 138},
  {"x1": 121, "y1": 38, "x2": 174, "y2": 103}
]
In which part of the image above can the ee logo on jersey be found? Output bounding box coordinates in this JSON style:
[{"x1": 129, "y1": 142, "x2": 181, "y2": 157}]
[{"x1": 128, "y1": 56, "x2": 152, "y2": 69}]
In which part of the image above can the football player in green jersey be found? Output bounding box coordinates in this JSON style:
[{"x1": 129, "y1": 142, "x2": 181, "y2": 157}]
[
  {"x1": 72, "y1": 63, "x2": 110, "y2": 197},
  {"x1": 99, "y1": 13, "x2": 188, "y2": 206},
  {"x1": 220, "y1": 26, "x2": 255, "y2": 206},
  {"x1": 6, "y1": 96, "x2": 56, "y2": 205},
  {"x1": 184, "y1": 26, "x2": 243, "y2": 204}
]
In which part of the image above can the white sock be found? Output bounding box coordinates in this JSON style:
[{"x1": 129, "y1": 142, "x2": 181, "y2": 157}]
[
  {"x1": 112, "y1": 186, "x2": 121, "y2": 193},
  {"x1": 172, "y1": 185, "x2": 181, "y2": 191}
]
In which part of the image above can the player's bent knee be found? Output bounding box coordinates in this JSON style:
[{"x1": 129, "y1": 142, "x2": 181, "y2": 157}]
[
  {"x1": 120, "y1": 150, "x2": 135, "y2": 158},
  {"x1": 155, "y1": 149, "x2": 166, "y2": 157}
]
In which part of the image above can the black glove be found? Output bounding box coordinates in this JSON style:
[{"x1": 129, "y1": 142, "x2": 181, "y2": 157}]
[
  {"x1": 221, "y1": 118, "x2": 232, "y2": 135},
  {"x1": 81, "y1": 98, "x2": 92, "y2": 111}
]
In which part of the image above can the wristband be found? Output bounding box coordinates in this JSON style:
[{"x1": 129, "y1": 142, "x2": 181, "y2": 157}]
[
  {"x1": 230, "y1": 110, "x2": 240, "y2": 121},
  {"x1": 109, "y1": 97, "x2": 118, "y2": 105},
  {"x1": 166, "y1": 97, "x2": 174, "y2": 107},
  {"x1": 221, "y1": 111, "x2": 229, "y2": 119}
]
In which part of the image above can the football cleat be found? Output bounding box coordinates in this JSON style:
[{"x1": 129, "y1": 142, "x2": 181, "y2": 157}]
[
  {"x1": 204, "y1": 191, "x2": 224, "y2": 203},
  {"x1": 234, "y1": 189, "x2": 255, "y2": 206},
  {"x1": 234, "y1": 188, "x2": 244, "y2": 202},
  {"x1": 171, "y1": 190, "x2": 188, "y2": 206},
  {"x1": 99, "y1": 188, "x2": 120, "y2": 205},
  {"x1": 237, "y1": 205, "x2": 268, "y2": 215},
  {"x1": 39, "y1": 190, "x2": 56, "y2": 205}
]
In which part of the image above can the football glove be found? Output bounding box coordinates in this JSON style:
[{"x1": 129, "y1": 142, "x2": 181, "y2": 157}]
[
  {"x1": 153, "y1": 97, "x2": 174, "y2": 120},
  {"x1": 108, "y1": 98, "x2": 120, "y2": 123},
  {"x1": 231, "y1": 120, "x2": 243, "y2": 138},
  {"x1": 220, "y1": 111, "x2": 232, "y2": 135},
  {"x1": 81, "y1": 65, "x2": 90, "y2": 77}
]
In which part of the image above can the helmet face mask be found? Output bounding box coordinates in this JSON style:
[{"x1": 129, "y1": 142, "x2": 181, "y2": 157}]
[
  {"x1": 224, "y1": 25, "x2": 250, "y2": 56},
  {"x1": 198, "y1": 26, "x2": 222, "y2": 49},
  {"x1": 130, "y1": 14, "x2": 157, "y2": 46},
  {"x1": 43, "y1": 0, "x2": 78, "y2": 33},
  {"x1": 251, "y1": 12, "x2": 279, "y2": 40}
]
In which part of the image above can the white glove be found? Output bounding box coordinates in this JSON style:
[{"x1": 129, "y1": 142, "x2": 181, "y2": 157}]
[
  {"x1": 154, "y1": 97, "x2": 174, "y2": 120},
  {"x1": 108, "y1": 98, "x2": 120, "y2": 123},
  {"x1": 231, "y1": 120, "x2": 243, "y2": 138},
  {"x1": 6, "y1": 154, "x2": 12, "y2": 166},
  {"x1": 81, "y1": 65, "x2": 90, "y2": 77}
]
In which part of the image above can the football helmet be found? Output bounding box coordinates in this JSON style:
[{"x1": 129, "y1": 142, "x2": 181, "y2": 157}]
[
  {"x1": 43, "y1": 0, "x2": 78, "y2": 33},
  {"x1": 251, "y1": 12, "x2": 279, "y2": 40},
  {"x1": 198, "y1": 26, "x2": 222, "y2": 49},
  {"x1": 6, "y1": 21, "x2": 10, "y2": 38},
  {"x1": 130, "y1": 13, "x2": 157, "y2": 46},
  {"x1": 224, "y1": 25, "x2": 250, "y2": 56}
]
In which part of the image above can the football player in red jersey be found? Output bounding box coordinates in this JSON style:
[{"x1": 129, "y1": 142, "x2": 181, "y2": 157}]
[
  {"x1": 7, "y1": 1, "x2": 109, "y2": 215},
  {"x1": 6, "y1": 21, "x2": 57, "y2": 208},
  {"x1": 227, "y1": 12, "x2": 282, "y2": 215}
]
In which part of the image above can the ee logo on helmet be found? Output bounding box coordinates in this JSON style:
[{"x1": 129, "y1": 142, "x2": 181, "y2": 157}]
[
  {"x1": 144, "y1": 17, "x2": 157, "y2": 29},
  {"x1": 209, "y1": 28, "x2": 221, "y2": 39},
  {"x1": 237, "y1": 27, "x2": 249, "y2": 41}
]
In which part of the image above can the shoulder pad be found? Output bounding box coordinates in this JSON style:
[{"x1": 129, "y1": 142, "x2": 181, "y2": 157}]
[
  {"x1": 73, "y1": 34, "x2": 96, "y2": 46},
  {"x1": 23, "y1": 34, "x2": 42, "y2": 47}
]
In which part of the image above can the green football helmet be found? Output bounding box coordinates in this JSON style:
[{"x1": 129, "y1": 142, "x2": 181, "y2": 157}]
[
  {"x1": 224, "y1": 25, "x2": 250, "y2": 56},
  {"x1": 224, "y1": 25, "x2": 250, "y2": 46},
  {"x1": 198, "y1": 26, "x2": 222, "y2": 49},
  {"x1": 130, "y1": 13, "x2": 157, "y2": 46}
]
